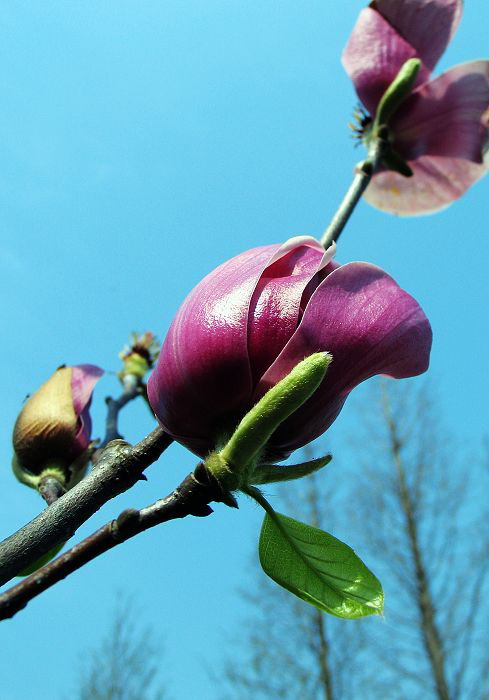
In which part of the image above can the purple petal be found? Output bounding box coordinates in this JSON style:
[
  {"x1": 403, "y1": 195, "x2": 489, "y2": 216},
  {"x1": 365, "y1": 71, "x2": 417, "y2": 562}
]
[
  {"x1": 147, "y1": 245, "x2": 281, "y2": 455},
  {"x1": 342, "y1": 7, "x2": 430, "y2": 115},
  {"x1": 256, "y1": 263, "x2": 432, "y2": 457},
  {"x1": 392, "y1": 62, "x2": 489, "y2": 162},
  {"x1": 71, "y1": 364, "x2": 104, "y2": 446},
  {"x1": 248, "y1": 240, "x2": 334, "y2": 383},
  {"x1": 71, "y1": 365, "x2": 104, "y2": 415},
  {"x1": 364, "y1": 156, "x2": 487, "y2": 215},
  {"x1": 372, "y1": 0, "x2": 462, "y2": 73}
]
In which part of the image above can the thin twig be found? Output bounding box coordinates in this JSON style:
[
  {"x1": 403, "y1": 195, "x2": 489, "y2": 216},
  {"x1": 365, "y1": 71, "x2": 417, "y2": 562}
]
[
  {"x1": 320, "y1": 132, "x2": 387, "y2": 250},
  {"x1": 101, "y1": 380, "x2": 143, "y2": 447},
  {"x1": 0, "y1": 463, "x2": 235, "y2": 620},
  {"x1": 0, "y1": 428, "x2": 173, "y2": 586}
]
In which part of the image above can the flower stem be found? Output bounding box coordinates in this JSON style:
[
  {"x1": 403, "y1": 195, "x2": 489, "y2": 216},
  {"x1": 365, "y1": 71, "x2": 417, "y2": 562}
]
[
  {"x1": 38, "y1": 476, "x2": 66, "y2": 506},
  {"x1": 320, "y1": 131, "x2": 387, "y2": 250}
]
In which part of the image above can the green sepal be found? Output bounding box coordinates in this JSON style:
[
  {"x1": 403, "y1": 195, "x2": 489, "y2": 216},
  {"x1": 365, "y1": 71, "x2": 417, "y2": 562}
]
[
  {"x1": 201, "y1": 452, "x2": 240, "y2": 506},
  {"x1": 119, "y1": 353, "x2": 149, "y2": 381},
  {"x1": 11, "y1": 455, "x2": 41, "y2": 489},
  {"x1": 258, "y1": 511, "x2": 383, "y2": 619},
  {"x1": 219, "y1": 353, "x2": 332, "y2": 481},
  {"x1": 382, "y1": 148, "x2": 413, "y2": 177},
  {"x1": 17, "y1": 541, "x2": 65, "y2": 577},
  {"x1": 373, "y1": 58, "x2": 421, "y2": 131},
  {"x1": 250, "y1": 454, "x2": 332, "y2": 485},
  {"x1": 11, "y1": 456, "x2": 66, "y2": 491},
  {"x1": 12, "y1": 448, "x2": 91, "y2": 493}
]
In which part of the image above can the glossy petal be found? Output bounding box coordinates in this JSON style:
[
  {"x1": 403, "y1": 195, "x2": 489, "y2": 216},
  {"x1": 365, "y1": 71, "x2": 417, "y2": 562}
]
[
  {"x1": 392, "y1": 62, "x2": 489, "y2": 162},
  {"x1": 342, "y1": 7, "x2": 430, "y2": 115},
  {"x1": 364, "y1": 156, "x2": 487, "y2": 215},
  {"x1": 248, "y1": 240, "x2": 334, "y2": 383},
  {"x1": 372, "y1": 0, "x2": 462, "y2": 72},
  {"x1": 257, "y1": 263, "x2": 432, "y2": 457},
  {"x1": 147, "y1": 245, "x2": 281, "y2": 455},
  {"x1": 71, "y1": 364, "x2": 104, "y2": 446},
  {"x1": 71, "y1": 365, "x2": 104, "y2": 415}
]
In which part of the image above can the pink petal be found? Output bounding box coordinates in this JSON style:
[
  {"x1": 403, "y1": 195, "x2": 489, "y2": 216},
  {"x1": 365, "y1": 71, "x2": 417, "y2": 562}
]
[
  {"x1": 391, "y1": 61, "x2": 489, "y2": 162},
  {"x1": 364, "y1": 156, "x2": 488, "y2": 215},
  {"x1": 248, "y1": 241, "x2": 335, "y2": 383},
  {"x1": 71, "y1": 364, "x2": 103, "y2": 447},
  {"x1": 147, "y1": 245, "x2": 281, "y2": 454},
  {"x1": 256, "y1": 263, "x2": 432, "y2": 458},
  {"x1": 71, "y1": 365, "x2": 104, "y2": 415},
  {"x1": 372, "y1": 0, "x2": 462, "y2": 73},
  {"x1": 342, "y1": 7, "x2": 430, "y2": 116}
]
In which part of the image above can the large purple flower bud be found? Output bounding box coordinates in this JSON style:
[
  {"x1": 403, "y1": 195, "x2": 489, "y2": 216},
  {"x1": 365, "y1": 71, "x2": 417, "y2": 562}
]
[
  {"x1": 148, "y1": 237, "x2": 431, "y2": 461},
  {"x1": 13, "y1": 364, "x2": 103, "y2": 486}
]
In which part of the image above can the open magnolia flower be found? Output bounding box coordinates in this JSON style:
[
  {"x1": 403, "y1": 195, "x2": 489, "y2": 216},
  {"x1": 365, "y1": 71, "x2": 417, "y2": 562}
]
[
  {"x1": 343, "y1": 0, "x2": 489, "y2": 215},
  {"x1": 12, "y1": 364, "x2": 103, "y2": 489},
  {"x1": 148, "y1": 237, "x2": 432, "y2": 461}
]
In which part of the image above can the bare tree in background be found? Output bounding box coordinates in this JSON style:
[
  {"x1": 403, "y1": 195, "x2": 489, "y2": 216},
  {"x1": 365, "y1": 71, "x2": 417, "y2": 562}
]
[
  {"x1": 220, "y1": 469, "x2": 370, "y2": 700},
  {"x1": 75, "y1": 600, "x2": 166, "y2": 700},
  {"x1": 221, "y1": 380, "x2": 489, "y2": 700},
  {"x1": 349, "y1": 380, "x2": 489, "y2": 700}
]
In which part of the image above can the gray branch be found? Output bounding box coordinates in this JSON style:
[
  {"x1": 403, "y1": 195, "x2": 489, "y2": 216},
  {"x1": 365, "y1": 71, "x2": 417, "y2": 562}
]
[
  {"x1": 0, "y1": 462, "x2": 236, "y2": 620},
  {"x1": 0, "y1": 428, "x2": 173, "y2": 587}
]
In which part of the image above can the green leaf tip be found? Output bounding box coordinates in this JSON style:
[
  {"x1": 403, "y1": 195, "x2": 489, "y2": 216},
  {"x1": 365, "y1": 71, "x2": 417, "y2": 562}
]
[
  {"x1": 259, "y1": 512, "x2": 383, "y2": 619},
  {"x1": 251, "y1": 454, "x2": 332, "y2": 485},
  {"x1": 220, "y1": 352, "x2": 332, "y2": 477},
  {"x1": 374, "y1": 57, "x2": 421, "y2": 130},
  {"x1": 17, "y1": 541, "x2": 65, "y2": 577}
]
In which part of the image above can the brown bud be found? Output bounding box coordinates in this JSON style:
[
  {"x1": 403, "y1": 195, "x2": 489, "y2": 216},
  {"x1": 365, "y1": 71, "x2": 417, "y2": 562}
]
[{"x1": 13, "y1": 367, "x2": 80, "y2": 473}]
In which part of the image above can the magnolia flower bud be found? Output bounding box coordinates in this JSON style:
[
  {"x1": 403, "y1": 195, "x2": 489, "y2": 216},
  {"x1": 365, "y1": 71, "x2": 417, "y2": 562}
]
[
  {"x1": 148, "y1": 236, "x2": 432, "y2": 462},
  {"x1": 12, "y1": 364, "x2": 103, "y2": 491}
]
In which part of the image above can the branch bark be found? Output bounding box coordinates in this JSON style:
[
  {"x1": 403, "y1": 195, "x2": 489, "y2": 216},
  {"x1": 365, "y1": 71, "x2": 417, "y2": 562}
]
[
  {"x1": 0, "y1": 428, "x2": 173, "y2": 586},
  {"x1": 0, "y1": 462, "x2": 234, "y2": 620}
]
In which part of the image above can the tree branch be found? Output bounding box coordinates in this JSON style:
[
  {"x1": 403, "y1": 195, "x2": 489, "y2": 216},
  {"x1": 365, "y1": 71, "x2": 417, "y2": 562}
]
[
  {"x1": 0, "y1": 462, "x2": 234, "y2": 620},
  {"x1": 0, "y1": 428, "x2": 173, "y2": 586}
]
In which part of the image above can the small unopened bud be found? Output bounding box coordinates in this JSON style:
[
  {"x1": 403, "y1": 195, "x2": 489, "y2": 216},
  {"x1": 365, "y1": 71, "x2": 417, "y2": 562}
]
[
  {"x1": 118, "y1": 332, "x2": 160, "y2": 384},
  {"x1": 12, "y1": 364, "x2": 103, "y2": 491}
]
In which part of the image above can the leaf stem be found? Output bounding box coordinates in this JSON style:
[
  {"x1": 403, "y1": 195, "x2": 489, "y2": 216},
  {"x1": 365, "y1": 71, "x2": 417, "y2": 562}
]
[
  {"x1": 38, "y1": 475, "x2": 66, "y2": 506},
  {"x1": 242, "y1": 484, "x2": 289, "y2": 539}
]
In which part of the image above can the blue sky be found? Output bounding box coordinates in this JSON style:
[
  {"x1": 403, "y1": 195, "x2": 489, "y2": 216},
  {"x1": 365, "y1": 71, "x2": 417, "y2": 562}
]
[{"x1": 0, "y1": 1, "x2": 487, "y2": 698}]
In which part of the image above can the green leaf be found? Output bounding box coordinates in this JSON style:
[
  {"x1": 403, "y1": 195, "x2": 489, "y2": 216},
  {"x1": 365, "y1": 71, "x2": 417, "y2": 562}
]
[
  {"x1": 17, "y1": 542, "x2": 65, "y2": 577},
  {"x1": 259, "y1": 512, "x2": 383, "y2": 619},
  {"x1": 250, "y1": 454, "x2": 332, "y2": 485}
]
